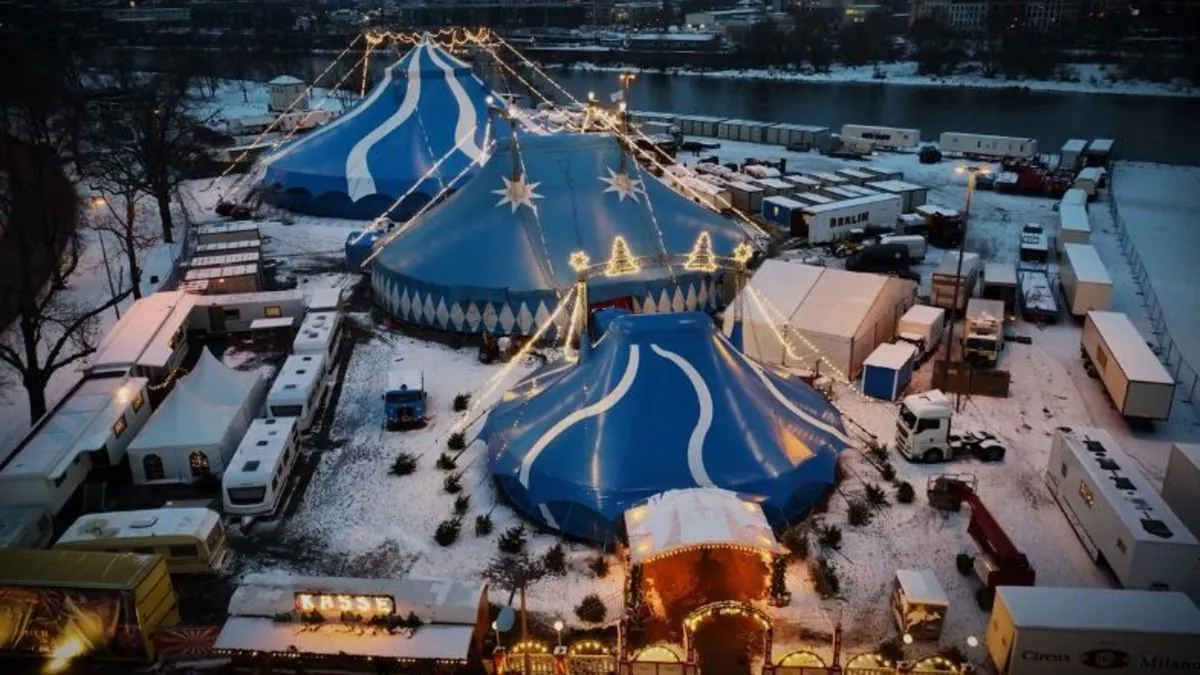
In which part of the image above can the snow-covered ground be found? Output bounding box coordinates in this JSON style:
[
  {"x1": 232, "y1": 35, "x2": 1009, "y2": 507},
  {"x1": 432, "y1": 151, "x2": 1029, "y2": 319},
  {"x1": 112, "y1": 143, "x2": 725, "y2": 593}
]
[
  {"x1": 563, "y1": 61, "x2": 1200, "y2": 98},
  {"x1": 192, "y1": 80, "x2": 350, "y2": 129}
]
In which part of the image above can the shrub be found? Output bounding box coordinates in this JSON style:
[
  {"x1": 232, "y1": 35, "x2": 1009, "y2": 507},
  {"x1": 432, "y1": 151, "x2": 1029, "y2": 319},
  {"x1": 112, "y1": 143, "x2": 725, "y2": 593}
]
[
  {"x1": 542, "y1": 543, "x2": 568, "y2": 576},
  {"x1": 896, "y1": 481, "x2": 916, "y2": 504},
  {"x1": 817, "y1": 524, "x2": 842, "y2": 550},
  {"x1": 436, "y1": 452, "x2": 457, "y2": 471},
  {"x1": 454, "y1": 494, "x2": 471, "y2": 515},
  {"x1": 434, "y1": 518, "x2": 462, "y2": 546},
  {"x1": 847, "y1": 499, "x2": 873, "y2": 527},
  {"x1": 575, "y1": 594, "x2": 607, "y2": 623},
  {"x1": 498, "y1": 525, "x2": 527, "y2": 554},
  {"x1": 447, "y1": 432, "x2": 467, "y2": 451},
  {"x1": 453, "y1": 393, "x2": 470, "y2": 412},
  {"x1": 879, "y1": 461, "x2": 897, "y2": 482},
  {"x1": 475, "y1": 514, "x2": 494, "y2": 536},
  {"x1": 588, "y1": 555, "x2": 610, "y2": 579},
  {"x1": 867, "y1": 441, "x2": 889, "y2": 462},
  {"x1": 443, "y1": 473, "x2": 463, "y2": 494},
  {"x1": 811, "y1": 557, "x2": 840, "y2": 598},
  {"x1": 878, "y1": 638, "x2": 905, "y2": 664},
  {"x1": 864, "y1": 483, "x2": 889, "y2": 508},
  {"x1": 390, "y1": 453, "x2": 418, "y2": 476},
  {"x1": 781, "y1": 525, "x2": 810, "y2": 560}
]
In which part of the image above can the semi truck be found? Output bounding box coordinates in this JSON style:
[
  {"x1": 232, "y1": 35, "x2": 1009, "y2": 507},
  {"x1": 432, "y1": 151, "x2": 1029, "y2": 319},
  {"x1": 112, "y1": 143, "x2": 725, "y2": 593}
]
[
  {"x1": 986, "y1": 586, "x2": 1200, "y2": 675},
  {"x1": 895, "y1": 390, "x2": 1006, "y2": 463},
  {"x1": 965, "y1": 298, "x2": 1006, "y2": 367},
  {"x1": 1081, "y1": 311, "x2": 1175, "y2": 421},
  {"x1": 383, "y1": 367, "x2": 428, "y2": 430}
]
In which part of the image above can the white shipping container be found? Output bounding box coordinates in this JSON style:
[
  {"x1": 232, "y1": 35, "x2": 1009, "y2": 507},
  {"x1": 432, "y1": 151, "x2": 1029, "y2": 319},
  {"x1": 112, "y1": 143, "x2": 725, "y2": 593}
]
[
  {"x1": 1075, "y1": 166, "x2": 1106, "y2": 196},
  {"x1": 840, "y1": 124, "x2": 921, "y2": 150},
  {"x1": 895, "y1": 304, "x2": 945, "y2": 356},
  {"x1": 834, "y1": 168, "x2": 874, "y2": 185},
  {"x1": 812, "y1": 172, "x2": 848, "y2": 186},
  {"x1": 783, "y1": 174, "x2": 822, "y2": 191},
  {"x1": 1082, "y1": 312, "x2": 1175, "y2": 421},
  {"x1": 793, "y1": 192, "x2": 833, "y2": 206},
  {"x1": 1161, "y1": 443, "x2": 1200, "y2": 542},
  {"x1": 1045, "y1": 427, "x2": 1200, "y2": 593},
  {"x1": 1059, "y1": 243, "x2": 1113, "y2": 316},
  {"x1": 799, "y1": 193, "x2": 903, "y2": 243},
  {"x1": 819, "y1": 185, "x2": 861, "y2": 201},
  {"x1": 1060, "y1": 138, "x2": 1089, "y2": 171},
  {"x1": 987, "y1": 586, "x2": 1200, "y2": 675},
  {"x1": 939, "y1": 132, "x2": 1039, "y2": 159},
  {"x1": 1058, "y1": 202, "x2": 1091, "y2": 252},
  {"x1": 866, "y1": 180, "x2": 929, "y2": 213},
  {"x1": 1060, "y1": 188, "x2": 1089, "y2": 209}
]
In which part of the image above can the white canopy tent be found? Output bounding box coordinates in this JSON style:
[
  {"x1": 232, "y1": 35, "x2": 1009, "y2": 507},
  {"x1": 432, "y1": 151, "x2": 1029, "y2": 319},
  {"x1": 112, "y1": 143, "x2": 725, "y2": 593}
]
[
  {"x1": 727, "y1": 260, "x2": 916, "y2": 378},
  {"x1": 127, "y1": 349, "x2": 264, "y2": 484},
  {"x1": 625, "y1": 488, "x2": 784, "y2": 565}
]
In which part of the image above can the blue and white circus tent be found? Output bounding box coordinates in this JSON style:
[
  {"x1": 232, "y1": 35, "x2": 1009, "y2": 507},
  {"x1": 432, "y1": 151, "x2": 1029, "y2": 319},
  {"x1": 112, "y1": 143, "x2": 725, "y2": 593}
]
[
  {"x1": 261, "y1": 36, "x2": 505, "y2": 220},
  {"x1": 370, "y1": 133, "x2": 749, "y2": 335},
  {"x1": 483, "y1": 311, "x2": 851, "y2": 543}
]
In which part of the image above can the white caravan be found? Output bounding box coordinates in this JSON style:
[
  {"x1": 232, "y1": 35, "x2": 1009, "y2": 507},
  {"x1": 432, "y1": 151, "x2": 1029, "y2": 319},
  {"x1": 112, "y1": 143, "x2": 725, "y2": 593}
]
[{"x1": 223, "y1": 417, "x2": 302, "y2": 517}]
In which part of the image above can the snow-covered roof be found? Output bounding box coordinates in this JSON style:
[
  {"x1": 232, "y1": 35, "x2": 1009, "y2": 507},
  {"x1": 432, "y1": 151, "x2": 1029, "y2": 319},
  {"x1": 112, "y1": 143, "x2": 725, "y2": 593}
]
[
  {"x1": 916, "y1": 204, "x2": 959, "y2": 217},
  {"x1": 967, "y1": 298, "x2": 1005, "y2": 322},
  {"x1": 791, "y1": 267, "x2": 890, "y2": 338},
  {"x1": 191, "y1": 289, "x2": 306, "y2": 308},
  {"x1": 1061, "y1": 188, "x2": 1088, "y2": 207},
  {"x1": 249, "y1": 317, "x2": 296, "y2": 330},
  {"x1": 1086, "y1": 312, "x2": 1173, "y2": 385},
  {"x1": 57, "y1": 508, "x2": 220, "y2": 544},
  {"x1": 195, "y1": 239, "x2": 262, "y2": 255},
  {"x1": 225, "y1": 417, "x2": 299, "y2": 487},
  {"x1": 1061, "y1": 139, "x2": 1088, "y2": 153},
  {"x1": 864, "y1": 342, "x2": 917, "y2": 370},
  {"x1": 305, "y1": 288, "x2": 343, "y2": 312},
  {"x1": 902, "y1": 390, "x2": 951, "y2": 418},
  {"x1": 293, "y1": 311, "x2": 340, "y2": 354},
  {"x1": 196, "y1": 221, "x2": 261, "y2": 237},
  {"x1": 997, "y1": 586, "x2": 1200, "y2": 634},
  {"x1": 983, "y1": 262, "x2": 1018, "y2": 287},
  {"x1": 387, "y1": 368, "x2": 424, "y2": 393},
  {"x1": 268, "y1": 353, "x2": 326, "y2": 404},
  {"x1": 727, "y1": 181, "x2": 763, "y2": 193},
  {"x1": 1077, "y1": 166, "x2": 1105, "y2": 182},
  {"x1": 228, "y1": 573, "x2": 485, "y2": 624},
  {"x1": 763, "y1": 196, "x2": 804, "y2": 210},
  {"x1": 813, "y1": 172, "x2": 846, "y2": 183},
  {"x1": 835, "y1": 169, "x2": 872, "y2": 180},
  {"x1": 129, "y1": 351, "x2": 260, "y2": 451},
  {"x1": 794, "y1": 192, "x2": 833, "y2": 204},
  {"x1": 215, "y1": 618, "x2": 476, "y2": 660},
  {"x1": 269, "y1": 75, "x2": 305, "y2": 86},
  {"x1": 867, "y1": 180, "x2": 925, "y2": 193},
  {"x1": 1088, "y1": 138, "x2": 1114, "y2": 154},
  {"x1": 898, "y1": 304, "x2": 944, "y2": 329},
  {"x1": 823, "y1": 186, "x2": 859, "y2": 199},
  {"x1": 895, "y1": 569, "x2": 948, "y2": 607},
  {"x1": 85, "y1": 291, "x2": 194, "y2": 373},
  {"x1": 0, "y1": 506, "x2": 49, "y2": 548},
  {"x1": 933, "y1": 251, "x2": 980, "y2": 277},
  {"x1": 741, "y1": 259, "x2": 823, "y2": 326},
  {"x1": 676, "y1": 176, "x2": 727, "y2": 197},
  {"x1": 784, "y1": 175, "x2": 821, "y2": 187},
  {"x1": 757, "y1": 178, "x2": 792, "y2": 190},
  {"x1": 0, "y1": 375, "x2": 148, "y2": 479},
  {"x1": 1060, "y1": 202, "x2": 1091, "y2": 234},
  {"x1": 801, "y1": 193, "x2": 900, "y2": 214},
  {"x1": 625, "y1": 488, "x2": 783, "y2": 564},
  {"x1": 842, "y1": 185, "x2": 879, "y2": 197},
  {"x1": 1063, "y1": 243, "x2": 1112, "y2": 285},
  {"x1": 184, "y1": 264, "x2": 258, "y2": 282},
  {"x1": 186, "y1": 252, "x2": 261, "y2": 269}
]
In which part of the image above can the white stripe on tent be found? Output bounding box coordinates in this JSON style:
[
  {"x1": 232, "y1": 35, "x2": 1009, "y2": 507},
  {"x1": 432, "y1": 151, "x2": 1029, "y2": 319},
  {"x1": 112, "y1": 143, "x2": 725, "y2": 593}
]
[
  {"x1": 650, "y1": 344, "x2": 715, "y2": 488},
  {"x1": 346, "y1": 43, "x2": 425, "y2": 200},
  {"x1": 425, "y1": 44, "x2": 485, "y2": 162}
]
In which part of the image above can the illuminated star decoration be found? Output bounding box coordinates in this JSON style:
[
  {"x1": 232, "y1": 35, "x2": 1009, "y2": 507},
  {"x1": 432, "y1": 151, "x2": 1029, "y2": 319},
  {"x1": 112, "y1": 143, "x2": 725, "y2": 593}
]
[
  {"x1": 493, "y1": 175, "x2": 544, "y2": 213},
  {"x1": 598, "y1": 167, "x2": 644, "y2": 203}
]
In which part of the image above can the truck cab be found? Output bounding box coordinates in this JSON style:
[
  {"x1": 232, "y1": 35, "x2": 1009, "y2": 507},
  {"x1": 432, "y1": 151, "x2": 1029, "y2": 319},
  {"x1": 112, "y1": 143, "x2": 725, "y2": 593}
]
[
  {"x1": 964, "y1": 298, "x2": 1005, "y2": 367},
  {"x1": 896, "y1": 390, "x2": 954, "y2": 462},
  {"x1": 383, "y1": 368, "x2": 427, "y2": 430}
]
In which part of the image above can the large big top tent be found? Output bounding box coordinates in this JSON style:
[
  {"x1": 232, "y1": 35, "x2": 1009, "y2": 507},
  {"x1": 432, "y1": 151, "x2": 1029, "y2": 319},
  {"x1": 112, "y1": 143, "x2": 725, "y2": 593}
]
[
  {"x1": 483, "y1": 311, "x2": 851, "y2": 543},
  {"x1": 370, "y1": 133, "x2": 749, "y2": 335},
  {"x1": 261, "y1": 35, "x2": 505, "y2": 220}
]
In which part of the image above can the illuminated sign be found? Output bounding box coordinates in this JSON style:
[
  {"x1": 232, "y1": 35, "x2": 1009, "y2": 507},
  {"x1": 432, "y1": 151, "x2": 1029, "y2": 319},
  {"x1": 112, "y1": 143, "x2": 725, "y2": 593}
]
[{"x1": 294, "y1": 593, "x2": 395, "y2": 616}]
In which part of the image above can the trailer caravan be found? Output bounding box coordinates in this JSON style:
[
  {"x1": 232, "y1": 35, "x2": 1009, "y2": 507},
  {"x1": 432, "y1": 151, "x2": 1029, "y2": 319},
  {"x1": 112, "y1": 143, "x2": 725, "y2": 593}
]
[
  {"x1": 1081, "y1": 312, "x2": 1175, "y2": 421},
  {"x1": 834, "y1": 168, "x2": 874, "y2": 185},
  {"x1": 1161, "y1": 443, "x2": 1200, "y2": 541},
  {"x1": 184, "y1": 251, "x2": 262, "y2": 272},
  {"x1": 54, "y1": 507, "x2": 230, "y2": 575},
  {"x1": 189, "y1": 289, "x2": 307, "y2": 335},
  {"x1": 292, "y1": 311, "x2": 343, "y2": 370},
  {"x1": 266, "y1": 353, "x2": 328, "y2": 430},
  {"x1": 799, "y1": 193, "x2": 903, "y2": 243},
  {"x1": 1059, "y1": 243, "x2": 1112, "y2": 316},
  {"x1": 866, "y1": 180, "x2": 929, "y2": 212},
  {"x1": 194, "y1": 239, "x2": 262, "y2": 257},
  {"x1": 1046, "y1": 427, "x2": 1200, "y2": 593},
  {"x1": 1060, "y1": 139, "x2": 1088, "y2": 171},
  {"x1": 223, "y1": 417, "x2": 302, "y2": 517},
  {"x1": 183, "y1": 263, "x2": 261, "y2": 295},
  {"x1": 83, "y1": 291, "x2": 195, "y2": 381},
  {"x1": 938, "y1": 132, "x2": 1039, "y2": 159},
  {"x1": 986, "y1": 587, "x2": 1200, "y2": 675},
  {"x1": 0, "y1": 375, "x2": 151, "y2": 516},
  {"x1": 1057, "y1": 202, "x2": 1091, "y2": 252},
  {"x1": 195, "y1": 221, "x2": 261, "y2": 246},
  {"x1": 726, "y1": 181, "x2": 764, "y2": 213},
  {"x1": 841, "y1": 124, "x2": 921, "y2": 150}
]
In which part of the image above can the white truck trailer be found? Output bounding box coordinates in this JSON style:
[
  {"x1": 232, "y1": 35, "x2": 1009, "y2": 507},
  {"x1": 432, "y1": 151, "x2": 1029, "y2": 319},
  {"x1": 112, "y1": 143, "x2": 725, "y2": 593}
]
[
  {"x1": 1081, "y1": 311, "x2": 1175, "y2": 421},
  {"x1": 930, "y1": 251, "x2": 981, "y2": 311},
  {"x1": 938, "y1": 132, "x2": 1039, "y2": 159},
  {"x1": 1046, "y1": 427, "x2": 1200, "y2": 593},
  {"x1": 840, "y1": 124, "x2": 921, "y2": 150},
  {"x1": 1057, "y1": 201, "x2": 1092, "y2": 253},
  {"x1": 1059, "y1": 243, "x2": 1112, "y2": 316},
  {"x1": 798, "y1": 193, "x2": 903, "y2": 244},
  {"x1": 964, "y1": 298, "x2": 1005, "y2": 366},
  {"x1": 986, "y1": 586, "x2": 1200, "y2": 675},
  {"x1": 1160, "y1": 443, "x2": 1200, "y2": 541},
  {"x1": 1059, "y1": 138, "x2": 1089, "y2": 172}
]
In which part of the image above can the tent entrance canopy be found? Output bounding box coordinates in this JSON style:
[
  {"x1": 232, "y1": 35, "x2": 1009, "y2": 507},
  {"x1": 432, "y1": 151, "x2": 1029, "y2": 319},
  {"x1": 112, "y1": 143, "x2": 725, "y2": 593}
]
[{"x1": 625, "y1": 488, "x2": 784, "y2": 565}]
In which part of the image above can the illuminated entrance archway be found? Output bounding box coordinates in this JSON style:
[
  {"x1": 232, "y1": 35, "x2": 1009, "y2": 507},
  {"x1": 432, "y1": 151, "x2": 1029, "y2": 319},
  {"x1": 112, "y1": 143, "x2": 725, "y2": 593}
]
[
  {"x1": 634, "y1": 644, "x2": 684, "y2": 662},
  {"x1": 681, "y1": 600, "x2": 773, "y2": 664}
]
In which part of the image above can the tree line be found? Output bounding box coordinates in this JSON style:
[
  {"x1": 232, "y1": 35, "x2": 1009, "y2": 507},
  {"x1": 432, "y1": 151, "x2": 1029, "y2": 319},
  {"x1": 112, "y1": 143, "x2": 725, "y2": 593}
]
[{"x1": 1, "y1": 20, "x2": 208, "y2": 423}]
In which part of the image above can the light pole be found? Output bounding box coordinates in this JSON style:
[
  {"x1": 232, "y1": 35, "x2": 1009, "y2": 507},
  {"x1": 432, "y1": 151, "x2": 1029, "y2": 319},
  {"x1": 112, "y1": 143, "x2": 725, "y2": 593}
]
[
  {"x1": 938, "y1": 163, "x2": 989, "y2": 411},
  {"x1": 553, "y1": 620, "x2": 564, "y2": 647},
  {"x1": 618, "y1": 72, "x2": 636, "y2": 134}
]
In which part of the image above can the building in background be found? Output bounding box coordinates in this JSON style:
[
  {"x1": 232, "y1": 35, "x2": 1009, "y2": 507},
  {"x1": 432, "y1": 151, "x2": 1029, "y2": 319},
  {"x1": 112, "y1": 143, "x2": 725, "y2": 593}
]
[{"x1": 909, "y1": 0, "x2": 1083, "y2": 32}]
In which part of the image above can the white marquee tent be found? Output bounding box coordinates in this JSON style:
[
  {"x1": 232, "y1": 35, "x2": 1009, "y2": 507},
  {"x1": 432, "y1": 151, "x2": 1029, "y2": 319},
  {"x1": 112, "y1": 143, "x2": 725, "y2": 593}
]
[
  {"x1": 624, "y1": 488, "x2": 784, "y2": 565},
  {"x1": 128, "y1": 348, "x2": 265, "y2": 484},
  {"x1": 726, "y1": 260, "x2": 916, "y2": 377}
]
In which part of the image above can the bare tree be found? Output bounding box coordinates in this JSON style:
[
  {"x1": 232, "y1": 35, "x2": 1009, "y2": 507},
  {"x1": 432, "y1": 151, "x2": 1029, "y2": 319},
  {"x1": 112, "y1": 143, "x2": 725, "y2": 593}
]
[
  {"x1": 482, "y1": 550, "x2": 546, "y2": 642},
  {"x1": 87, "y1": 175, "x2": 156, "y2": 301}
]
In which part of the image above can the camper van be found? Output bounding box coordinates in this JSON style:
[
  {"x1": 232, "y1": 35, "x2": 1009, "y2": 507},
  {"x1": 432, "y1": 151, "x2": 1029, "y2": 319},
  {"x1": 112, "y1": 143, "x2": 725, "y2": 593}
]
[
  {"x1": 293, "y1": 311, "x2": 343, "y2": 371},
  {"x1": 266, "y1": 353, "x2": 328, "y2": 430},
  {"x1": 54, "y1": 507, "x2": 229, "y2": 575},
  {"x1": 223, "y1": 417, "x2": 302, "y2": 517}
]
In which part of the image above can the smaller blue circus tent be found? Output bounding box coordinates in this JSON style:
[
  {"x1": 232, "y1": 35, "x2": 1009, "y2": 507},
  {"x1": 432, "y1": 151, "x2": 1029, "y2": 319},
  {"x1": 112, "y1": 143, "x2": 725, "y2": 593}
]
[
  {"x1": 484, "y1": 312, "x2": 851, "y2": 543},
  {"x1": 370, "y1": 133, "x2": 750, "y2": 335},
  {"x1": 261, "y1": 36, "x2": 506, "y2": 220}
]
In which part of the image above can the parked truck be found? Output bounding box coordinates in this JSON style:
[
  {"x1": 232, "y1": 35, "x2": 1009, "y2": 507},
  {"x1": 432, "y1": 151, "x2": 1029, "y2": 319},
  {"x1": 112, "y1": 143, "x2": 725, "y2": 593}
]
[
  {"x1": 895, "y1": 304, "x2": 946, "y2": 361},
  {"x1": 1081, "y1": 311, "x2": 1175, "y2": 421},
  {"x1": 930, "y1": 252, "x2": 982, "y2": 311},
  {"x1": 383, "y1": 367, "x2": 428, "y2": 430},
  {"x1": 798, "y1": 193, "x2": 903, "y2": 244},
  {"x1": 895, "y1": 390, "x2": 1006, "y2": 463},
  {"x1": 1059, "y1": 243, "x2": 1113, "y2": 316},
  {"x1": 965, "y1": 298, "x2": 1006, "y2": 367},
  {"x1": 986, "y1": 586, "x2": 1200, "y2": 675}
]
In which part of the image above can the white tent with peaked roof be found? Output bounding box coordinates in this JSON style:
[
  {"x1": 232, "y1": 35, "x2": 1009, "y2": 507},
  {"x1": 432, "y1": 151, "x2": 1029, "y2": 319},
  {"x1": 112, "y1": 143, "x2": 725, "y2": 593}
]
[{"x1": 127, "y1": 349, "x2": 265, "y2": 485}]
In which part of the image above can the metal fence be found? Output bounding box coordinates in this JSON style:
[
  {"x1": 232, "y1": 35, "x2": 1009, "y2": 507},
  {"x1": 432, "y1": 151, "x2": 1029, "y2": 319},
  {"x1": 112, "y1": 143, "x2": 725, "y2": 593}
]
[{"x1": 1107, "y1": 170, "x2": 1199, "y2": 407}]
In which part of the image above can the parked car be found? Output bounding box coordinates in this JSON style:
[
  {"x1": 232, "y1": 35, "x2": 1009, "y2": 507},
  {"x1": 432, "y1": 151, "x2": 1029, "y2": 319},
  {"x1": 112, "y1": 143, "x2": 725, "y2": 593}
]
[{"x1": 919, "y1": 146, "x2": 942, "y2": 164}]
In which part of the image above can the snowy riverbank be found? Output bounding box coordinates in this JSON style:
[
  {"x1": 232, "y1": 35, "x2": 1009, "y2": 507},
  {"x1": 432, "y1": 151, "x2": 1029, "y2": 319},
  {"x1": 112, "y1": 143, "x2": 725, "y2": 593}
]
[{"x1": 558, "y1": 61, "x2": 1199, "y2": 98}]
